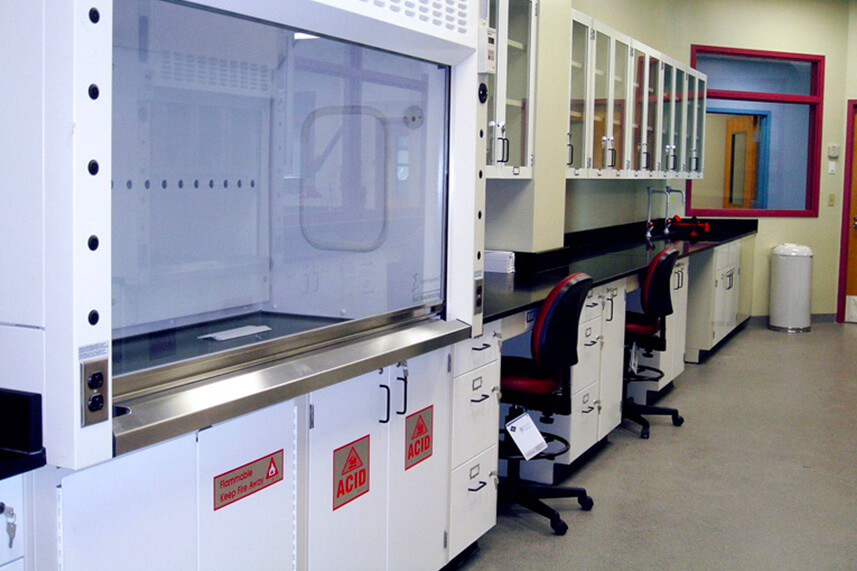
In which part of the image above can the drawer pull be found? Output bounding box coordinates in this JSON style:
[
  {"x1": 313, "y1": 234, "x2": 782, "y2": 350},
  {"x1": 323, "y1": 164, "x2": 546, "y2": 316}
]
[
  {"x1": 470, "y1": 394, "x2": 490, "y2": 403},
  {"x1": 584, "y1": 340, "x2": 598, "y2": 347},
  {"x1": 582, "y1": 406, "x2": 595, "y2": 413},
  {"x1": 472, "y1": 343, "x2": 492, "y2": 352},
  {"x1": 468, "y1": 480, "x2": 487, "y2": 492}
]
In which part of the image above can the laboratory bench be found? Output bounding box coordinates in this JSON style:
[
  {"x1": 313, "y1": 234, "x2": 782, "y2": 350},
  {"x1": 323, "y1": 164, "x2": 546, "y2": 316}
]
[{"x1": 484, "y1": 218, "x2": 758, "y2": 324}]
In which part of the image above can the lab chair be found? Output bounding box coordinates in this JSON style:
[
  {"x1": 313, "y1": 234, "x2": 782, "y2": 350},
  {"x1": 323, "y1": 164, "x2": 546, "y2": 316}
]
[
  {"x1": 499, "y1": 273, "x2": 595, "y2": 535},
  {"x1": 623, "y1": 247, "x2": 685, "y2": 439}
]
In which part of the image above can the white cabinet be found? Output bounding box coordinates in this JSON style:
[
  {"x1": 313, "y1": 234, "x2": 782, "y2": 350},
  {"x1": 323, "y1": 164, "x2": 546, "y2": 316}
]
[
  {"x1": 0, "y1": 475, "x2": 24, "y2": 568},
  {"x1": 307, "y1": 348, "x2": 452, "y2": 570},
  {"x1": 197, "y1": 401, "x2": 296, "y2": 570},
  {"x1": 486, "y1": 0, "x2": 538, "y2": 178},
  {"x1": 58, "y1": 435, "x2": 198, "y2": 571},
  {"x1": 519, "y1": 278, "x2": 627, "y2": 484},
  {"x1": 631, "y1": 258, "x2": 689, "y2": 403},
  {"x1": 567, "y1": 11, "x2": 706, "y2": 181},
  {"x1": 686, "y1": 238, "x2": 754, "y2": 363},
  {"x1": 448, "y1": 321, "x2": 501, "y2": 561}
]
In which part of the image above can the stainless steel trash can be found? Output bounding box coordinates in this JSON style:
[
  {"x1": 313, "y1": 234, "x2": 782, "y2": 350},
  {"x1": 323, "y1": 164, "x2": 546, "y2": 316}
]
[{"x1": 769, "y1": 243, "x2": 812, "y2": 332}]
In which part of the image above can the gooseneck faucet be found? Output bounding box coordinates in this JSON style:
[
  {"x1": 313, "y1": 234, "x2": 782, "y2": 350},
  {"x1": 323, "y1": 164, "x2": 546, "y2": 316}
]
[
  {"x1": 646, "y1": 186, "x2": 668, "y2": 240},
  {"x1": 664, "y1": 186, "x2": 685, "y2": 237}
]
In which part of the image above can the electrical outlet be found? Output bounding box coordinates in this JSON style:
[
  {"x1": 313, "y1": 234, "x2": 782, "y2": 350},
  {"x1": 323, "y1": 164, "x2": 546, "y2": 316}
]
[{"x1": 828, "y1": 193, "x2": 836, "y2": 207}]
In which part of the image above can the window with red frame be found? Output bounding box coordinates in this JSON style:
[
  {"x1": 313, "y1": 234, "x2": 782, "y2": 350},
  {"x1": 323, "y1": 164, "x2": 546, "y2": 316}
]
[{"x1": 688, "y1": 45, "x2": 824, "y2": 217}]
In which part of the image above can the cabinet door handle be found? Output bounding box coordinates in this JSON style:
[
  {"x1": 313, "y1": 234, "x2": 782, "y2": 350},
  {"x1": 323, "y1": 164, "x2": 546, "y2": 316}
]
[
  {"x1": 605, "y1": 296, "x2": 614, "y2": 321},
  {"x1": 470, "y1": 393, "x2": 490, "y2": 403},
  {"x1": 472, "y1": 342, "x2": 492, "y2": 352},
  {"x1": 498, "y1": 137, "x2": 510, "y2": 163},
  {"x1": 468, "y1": 480, "x2": 487, "y2": 492},
  {"x1": 379, "y1": 384, "x2": 391, "y2": 423},
  {"x1": 584, "y1": 340, "x2": 598, "y2": 347},
  {"x1": 396, "y1": 375, "x2": 408, "y2": 415},
  {"x1": 608, "y1": 147, "x2": 617, "y2": 168},
  {"x1": 642, "y1": 150, "x2": 651, "y2": 169},
  {"x1": 582, "y1": 406, "x2": 595, "y2": 413},
  {"x1": 567, "y1": 143, "x2": 574, "y2": 166}
]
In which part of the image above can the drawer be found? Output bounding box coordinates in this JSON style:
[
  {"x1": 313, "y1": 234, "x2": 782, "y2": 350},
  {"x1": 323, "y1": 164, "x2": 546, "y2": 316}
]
[
  {"x1": 0, "y1": 475, "x2": 24, "y2": 566},
  {"x1": 570, "y1": 317, "x2": 602, "y2": 394},
  {"x1": 567, "y1": 383, "x2": 600, "y2": 462},
  {"x1": 448, "y1": 446, "x2": 498, "y2": 559},
  {"x1": 451, "y1": 361, "x2": 501, "y2": 469},
  {"x1": 453, "y1": 320, "x2": 501, "y2": 377},
  {"x1": 580, "y1": 287, "x2": 603, "y2": 323}
]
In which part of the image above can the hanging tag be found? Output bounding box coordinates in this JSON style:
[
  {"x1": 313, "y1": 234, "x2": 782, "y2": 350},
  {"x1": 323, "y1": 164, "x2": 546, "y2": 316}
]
[{"x1": 505, "y1": 413, "x2": 548, "y2": 460}]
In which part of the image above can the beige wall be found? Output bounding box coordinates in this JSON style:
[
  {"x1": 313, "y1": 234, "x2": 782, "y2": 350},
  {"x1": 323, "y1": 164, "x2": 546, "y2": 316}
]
[{"x1": 563, "y1": 0, "x2": 851, "y2": 316}]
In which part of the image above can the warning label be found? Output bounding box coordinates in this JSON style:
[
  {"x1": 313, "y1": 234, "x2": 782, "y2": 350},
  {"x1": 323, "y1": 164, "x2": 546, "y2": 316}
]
[
  {"x1": 333, "y1": 435, "x2": 370, "y2": 510},
  {"x1": 213, "y1": 449, "x2": 284, "y2": 511},
  {"x1": 405, "y1": 405, "x2": 433, "y2": 470}
]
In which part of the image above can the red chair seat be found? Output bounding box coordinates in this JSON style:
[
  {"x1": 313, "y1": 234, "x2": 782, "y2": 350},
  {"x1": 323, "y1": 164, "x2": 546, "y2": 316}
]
[
  {"x1": 625, "y1": 312, "x2": 660, "y2": 337},
  {"x1": 501, "y1": 356, "x2": 562, "y2": 395}
]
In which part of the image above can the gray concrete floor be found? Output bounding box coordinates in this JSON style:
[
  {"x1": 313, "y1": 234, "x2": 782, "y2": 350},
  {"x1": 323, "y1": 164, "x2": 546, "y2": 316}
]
[{"x1": 461, "y1": 322, "x2": 857, "y2": 570}]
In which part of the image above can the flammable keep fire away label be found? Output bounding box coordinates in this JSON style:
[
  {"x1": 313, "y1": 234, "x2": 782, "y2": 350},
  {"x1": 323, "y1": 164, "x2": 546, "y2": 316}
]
[
  {"x1": 213, "y1": 449, "x2": 284, "y2": 510},
  {"x1": 333, "y1": 435, "x2": 370, "y2": 510},
  {"x1": 405, "y1": 405, "x2": 433, "y2": 470}
]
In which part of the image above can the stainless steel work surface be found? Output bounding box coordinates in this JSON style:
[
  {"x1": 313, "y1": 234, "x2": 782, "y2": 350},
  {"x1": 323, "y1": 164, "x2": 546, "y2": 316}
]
[{"x1": 113, "y1": 318, "x2": 470, "y2": 455}]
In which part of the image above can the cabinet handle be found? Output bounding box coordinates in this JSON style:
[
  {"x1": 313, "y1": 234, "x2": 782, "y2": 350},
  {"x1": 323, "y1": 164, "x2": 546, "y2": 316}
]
[
  {"x1": 470, "y1": 394, "x2": 490, "y2": 403},
  {"x1": 396, "y1": 375, "x2": 408, "y2": 415},
  {"x1": 499, "y1": 137, "x2": 510, "y2": 163},
  {"x1": 692, "y1": 156, "x2": 699, "y2": 171},
  {"x1": 642, "y1": 150, "x2": 651, "y2": 169},
  {"x1": 586, "y1": 302, "x2": 599, "y2": 308},
  {"x1": 379, "y1": 384, "x2": 391, "y2": 424},
  {"x1": 468, "y1": 480, "x2": 487, "y2": 492},
  {"x1": 582, "y1": 406, "x2": 595, "y2": 413},
  {"x1": 567, "y1": 143, "x2": 574, "y2": 166},
  {"x1": 671, "y1": 153, "x2": 678, "y2": 171},
  {"x1": 472, "y1": 342, "x2": 492, "y2": 352},
  {"x1": 584, "y1": 340, "x2": 598, "y2": 347},
  {"x1": 608, "y1": 147, "x2": 617, "y2": 168},
  {"x1": 605, "y1": 296, "x2": 614, "y2": 321}
]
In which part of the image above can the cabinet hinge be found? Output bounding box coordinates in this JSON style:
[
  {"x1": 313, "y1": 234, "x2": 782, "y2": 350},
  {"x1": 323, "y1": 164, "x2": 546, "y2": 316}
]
[
  {"x1": 590, "y1": 29, "x2": 596, "y2": 41},
  {"x1": 443, "y1": 530, "x2": 448, "y2": 549},
  {"x1": 447, "y1": 353, "x2": 452, "y2": 373},
  {"x1": 309, "y1": 404, "x2": 315, "y2": 429}
]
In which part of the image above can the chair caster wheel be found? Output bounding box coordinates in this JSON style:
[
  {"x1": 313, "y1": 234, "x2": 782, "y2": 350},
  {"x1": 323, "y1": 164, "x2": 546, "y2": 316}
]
[
  {"x1": 579, "y1": 496, "x2": 594, "y2": 511},
  {"x1": 550, "y1": 514, "x2": 568, "y2": 536},
  {"x1": 673, "y1": 415, "x2": 684, "y2": 427},
  {"x1": 640, "y1": 428, "x2": 650, "y2": 439}
]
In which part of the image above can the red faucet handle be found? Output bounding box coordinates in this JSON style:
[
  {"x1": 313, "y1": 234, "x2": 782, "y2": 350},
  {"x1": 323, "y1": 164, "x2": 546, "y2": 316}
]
[
  {"x1": 673, "y1": 215, "x2": 682, "y2": 223},
  {"x1": 647, "y1": 221, "x2": 654, "y2": 228}
]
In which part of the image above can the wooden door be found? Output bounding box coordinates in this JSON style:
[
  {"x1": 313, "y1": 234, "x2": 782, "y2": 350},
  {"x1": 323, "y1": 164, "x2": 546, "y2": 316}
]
[{"x1": 722, "y1": 115, "x2": 758, "y2": 208}]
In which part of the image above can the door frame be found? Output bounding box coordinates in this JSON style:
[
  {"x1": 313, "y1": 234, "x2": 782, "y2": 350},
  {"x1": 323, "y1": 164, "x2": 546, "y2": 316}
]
[{"x1": 836, "y1": 99, "x2": 857, "y2": 322}]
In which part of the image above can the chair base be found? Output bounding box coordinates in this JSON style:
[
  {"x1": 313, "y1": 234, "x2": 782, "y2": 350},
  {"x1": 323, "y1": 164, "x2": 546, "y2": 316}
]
[
  {"x1": 499, "y1": 457, "x2": 594, "y2": 535},
  {"x1": 623, "y1": 398, "x2": 684, "y2": 439}
]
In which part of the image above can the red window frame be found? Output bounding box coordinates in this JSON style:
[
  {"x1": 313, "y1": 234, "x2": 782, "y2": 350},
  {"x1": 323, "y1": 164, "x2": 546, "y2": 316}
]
[{"x1": 687, "y1": 45, "x2": 824, "y2": 218}]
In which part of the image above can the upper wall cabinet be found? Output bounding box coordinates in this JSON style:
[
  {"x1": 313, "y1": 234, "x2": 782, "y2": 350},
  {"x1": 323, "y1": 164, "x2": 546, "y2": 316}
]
[
  {"x1": 486, "y1": 0, "x2": 538, "y2": 179},
  {"x1": 568, "y1": 12, "x2": 706, "y2": 181}
]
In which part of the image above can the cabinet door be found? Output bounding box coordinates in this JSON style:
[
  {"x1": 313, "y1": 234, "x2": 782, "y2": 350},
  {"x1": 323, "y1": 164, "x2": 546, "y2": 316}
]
[
  {"x1": 598, "y1": 282, "x2": 625, "y2": 439},
  {"x1": 387, "y1": 350, "x2": 451, "y2": 571},
  {"x1": 660, "y1": 60, "x2": 676, "y2": 176},
  {"x1": 60, "y1": 434, "x2": 198, "y2": 571},
  {"x1": 692, "y1": 75, "x2": 707, "y2": 177},
  {"x1": 0, "y1": 476, "x2": 24, "y2": 567},
  {"x1": 590, "y1": 27, "x2": 611, "y2": 174},
  {"x1": 307, "y1": 370, "x2": 390, "y2": 570},
  {"x1": 198, "y1": 401, "x2": 296, "y2": 570},
  {"x1": 712, "y1": 267, "x2": 730, "y2": 344},
  {"x1": 675, "y1": 67, "x2": 688, "y2": 176},
  {"x1": 568, "y1": 14, "x2": 592, "y2": 177},
  {"x1": 670, "y1": 261, "x2": 690, "y2": 378},
  {"x1": 448, "y1": 446, "x2": 498, "y2": 559}
]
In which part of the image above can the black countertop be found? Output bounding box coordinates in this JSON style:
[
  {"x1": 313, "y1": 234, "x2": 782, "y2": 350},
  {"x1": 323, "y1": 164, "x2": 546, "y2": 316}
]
[{"x1": 484, "y1": 220, "x2": 757, "y2": 323}]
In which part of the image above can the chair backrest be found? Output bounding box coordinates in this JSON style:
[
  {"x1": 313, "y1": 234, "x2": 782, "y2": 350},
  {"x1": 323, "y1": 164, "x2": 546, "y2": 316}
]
[
  {"x1": 640, "y1": 247, "x2": 679, "y2": 318},
  {"x1": 531, "y1": 273, "x2": 594, "y2": 372}
]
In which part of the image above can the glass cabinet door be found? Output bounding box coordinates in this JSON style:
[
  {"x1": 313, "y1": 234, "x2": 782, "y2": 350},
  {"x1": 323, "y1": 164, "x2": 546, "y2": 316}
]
[
  {"x1": 675, "y1": 67, "x2": 687, "y2": 174},
  {"x1": 693, "y1": 76, "x2": 707, "y2": 177},
  {"x1": 486, "y1": 0, "x2": 499, "y2": 167},
  {"x1": 686, "y1": 74, "x2": 696, "y2": 175},
  {"x1": 487, "y1": 0, "x2": 536, "y2": 177},
  {"x1": 568, "y1": 17, "x2": 590, "y2": 176},
  {"x1": 591, "y1": 30, "x2": 610, "y2": 172},
  {"x1": 611, "y1": 37, "x2": 629, "y2": 174},
  {"x1": 645, "y1": 54, "x2": 660, "y2": 175},
  {"x1": 660, "y1": 61, "x2": 675, "y2": 174}
]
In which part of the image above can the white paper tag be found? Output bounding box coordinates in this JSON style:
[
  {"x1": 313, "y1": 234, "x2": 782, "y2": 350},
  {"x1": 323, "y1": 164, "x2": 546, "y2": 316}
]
[{"x1": 505, "y1": 412, "x2": 548, "y2": 460}]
